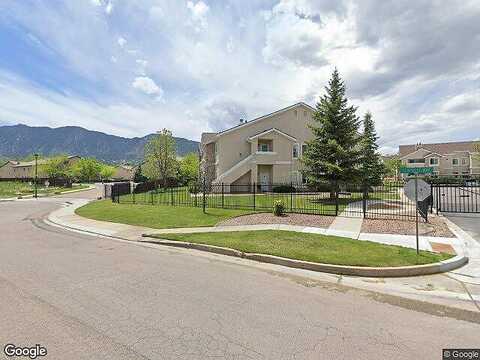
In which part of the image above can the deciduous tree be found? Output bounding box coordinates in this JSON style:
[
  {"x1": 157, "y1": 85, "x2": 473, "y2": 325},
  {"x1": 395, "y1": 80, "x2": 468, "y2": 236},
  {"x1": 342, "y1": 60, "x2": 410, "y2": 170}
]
[{"x1": 142, "y1": 128, "x2": 178, "y2": 187}]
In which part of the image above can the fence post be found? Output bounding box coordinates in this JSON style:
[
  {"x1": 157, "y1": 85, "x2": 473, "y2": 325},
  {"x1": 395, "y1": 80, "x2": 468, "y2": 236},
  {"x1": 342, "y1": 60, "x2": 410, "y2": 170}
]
[
  {"x1": 362, "y1": 186, "x2": 367, "y2": 219},
  {"x1": 170, "y1": 186, "x2": 174, "y2": 206},
  {"x1": 290, "y1": 182, "x2": 293, "y2": 212},
  {"x1": 253, "y1": 182, "x2": 256, "y2": 211},
  {"x1": 202, "y1": 177, "x2": 206, "y2": 213},
  {"x1": 436, "y1": 184, "x2": 440, "y2": 215},
  {"x1": 194, "y1": 184, "x2": 198, "y2": 207},
  {"x1": 151, "y1": 190, "x2": 154, "y2": 205},
  {"x1": 222, "y1": 183, "x2": 225, "y2": 209},
  {"x1": 430, "y1": 182, "x2": 433, "y2": 214},
  {"x1": 133, "y1": 191, "x2": 136, "y2": 205},
  {"x1": 334, "y1": 186, "x2": 339, "y2": 217}
]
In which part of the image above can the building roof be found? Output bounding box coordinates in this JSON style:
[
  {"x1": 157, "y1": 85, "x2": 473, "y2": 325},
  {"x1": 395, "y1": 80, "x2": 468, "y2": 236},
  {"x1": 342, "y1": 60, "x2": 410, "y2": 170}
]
[
  {"x1": 399, "y1": 141, "x2": 478, "y2": 158},
  {"x1": 247, "y1": 128, "x2": 297, "y2": 142},
  {"x1": 212, "y1": 102, "x2": 314, "y2": 138}
]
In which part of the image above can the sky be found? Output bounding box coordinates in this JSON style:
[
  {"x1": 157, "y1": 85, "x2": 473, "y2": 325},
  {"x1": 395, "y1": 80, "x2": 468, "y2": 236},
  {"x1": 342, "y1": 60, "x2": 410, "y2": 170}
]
[{"x1": 0, "y1": 0, "x2": 479, "y2": 154}]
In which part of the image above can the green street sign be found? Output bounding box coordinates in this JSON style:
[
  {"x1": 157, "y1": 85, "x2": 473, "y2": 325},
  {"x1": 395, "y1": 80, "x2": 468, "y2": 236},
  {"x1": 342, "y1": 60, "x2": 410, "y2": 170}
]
[{"x1": 399, "y1": 167, "x2": 434, "y2": 174}]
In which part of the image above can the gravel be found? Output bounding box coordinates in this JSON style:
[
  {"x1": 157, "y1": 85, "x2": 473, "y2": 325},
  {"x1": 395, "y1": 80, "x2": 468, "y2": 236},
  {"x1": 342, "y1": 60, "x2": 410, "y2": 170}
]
[
  {"x1": 361, "y1": 215, "x2": 455, "y2": 238},
  {"x1": 216, "y1": 212, "x2": 335, "y2": 228}
]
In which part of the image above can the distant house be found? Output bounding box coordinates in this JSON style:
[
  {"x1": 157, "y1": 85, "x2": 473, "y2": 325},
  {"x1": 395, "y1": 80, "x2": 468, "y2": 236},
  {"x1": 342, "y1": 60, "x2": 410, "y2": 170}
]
[
  {"x1": 112, "y1": 165, "x2": 136, "y2": 181},
  {"x1": 0, "y1": 155, "x2": 80, "y2": 179},
  {"x1": 200, "y1": 102, "x2": 315, "y2": 188},
  {"x1": 399, "y1": 141, "x2": 480, "y2": 178}
]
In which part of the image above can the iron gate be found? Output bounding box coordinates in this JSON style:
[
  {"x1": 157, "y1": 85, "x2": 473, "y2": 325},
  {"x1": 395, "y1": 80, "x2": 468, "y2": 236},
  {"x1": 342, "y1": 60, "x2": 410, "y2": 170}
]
[{"x1": 432, "y1": 181, "x2": 480, "y2": 213}]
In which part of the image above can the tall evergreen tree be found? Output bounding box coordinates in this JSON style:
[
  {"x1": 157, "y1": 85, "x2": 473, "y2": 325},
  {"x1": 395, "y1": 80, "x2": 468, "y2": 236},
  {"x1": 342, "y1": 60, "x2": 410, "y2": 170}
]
[
  {"x1": 303, "y1": 69, "x2": 361, "y2": 196},
  {"x1": 359, "y1": 112, "x2": 384, "y2": 188}
]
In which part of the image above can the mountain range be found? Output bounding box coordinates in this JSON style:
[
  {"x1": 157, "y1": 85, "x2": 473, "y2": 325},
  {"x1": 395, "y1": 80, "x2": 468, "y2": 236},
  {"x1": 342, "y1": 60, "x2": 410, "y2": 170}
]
[{"x1": 0, "y1": 124, "x2": 199, "y2": 163}]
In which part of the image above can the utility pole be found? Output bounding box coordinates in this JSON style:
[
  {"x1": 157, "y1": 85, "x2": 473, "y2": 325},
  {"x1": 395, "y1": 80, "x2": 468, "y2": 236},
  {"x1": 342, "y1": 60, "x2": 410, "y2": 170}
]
[{"x1": 34, "y1": 153, "x2": 39, "y2": 199}]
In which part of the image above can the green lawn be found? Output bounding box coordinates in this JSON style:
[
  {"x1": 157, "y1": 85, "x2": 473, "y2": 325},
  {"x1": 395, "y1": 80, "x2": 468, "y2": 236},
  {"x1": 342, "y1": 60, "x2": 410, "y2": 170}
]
[
  {"x1": 75, "y1": 200, "x2": 253, "y2": 229},
  {"x1": 0, "y1": 181, "x2": 88, "y2": 198},
  {"x1": 149, "y1": 230, "x2": 452, "y2": 267},
  {"x1": 118, "y1": 189, "x2": 400, "y2": 215}
]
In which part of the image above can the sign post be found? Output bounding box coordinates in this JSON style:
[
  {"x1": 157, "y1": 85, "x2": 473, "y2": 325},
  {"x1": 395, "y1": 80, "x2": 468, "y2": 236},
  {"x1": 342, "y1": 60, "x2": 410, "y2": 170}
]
[
  {"x1": 400, "y1": 167, "x2": 433, "y2": 255},
  {"x1": 414, "y1": 175, "x2": 419, "y2": 254}
]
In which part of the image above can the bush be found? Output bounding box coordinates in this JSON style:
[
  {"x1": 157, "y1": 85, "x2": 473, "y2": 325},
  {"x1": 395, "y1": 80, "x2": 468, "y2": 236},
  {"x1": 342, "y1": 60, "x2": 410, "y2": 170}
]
[
  {"x1": 272, "y1": 185, "x2": 296, "y2": 193},
  {"x1": 273, "y1": 200, "x2": 285, "y2": 216}
]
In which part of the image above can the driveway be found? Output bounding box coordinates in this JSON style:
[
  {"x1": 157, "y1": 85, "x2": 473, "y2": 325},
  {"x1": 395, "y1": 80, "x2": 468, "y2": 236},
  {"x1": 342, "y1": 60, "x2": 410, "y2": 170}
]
[{"x1": 0, "y1": 197, "x2": 479, "y2": 359}]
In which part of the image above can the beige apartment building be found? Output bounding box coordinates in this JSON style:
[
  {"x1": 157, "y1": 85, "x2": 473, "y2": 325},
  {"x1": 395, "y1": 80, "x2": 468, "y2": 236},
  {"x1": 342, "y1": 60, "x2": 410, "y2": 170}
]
[
  {"x1": 399, "y1": 141, "x2": 480, "y2": 178},
  {"x1": 200, "y1": 102, "x2": 315, "y2": 189},
  {"x1": 0, "y1": 156, "x2": 80, "y2": 179}
]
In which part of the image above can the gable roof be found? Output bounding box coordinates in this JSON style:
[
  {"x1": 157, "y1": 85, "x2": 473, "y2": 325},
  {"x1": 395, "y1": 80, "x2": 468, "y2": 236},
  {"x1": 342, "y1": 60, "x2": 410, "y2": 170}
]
[
  {"x1": 247, "y1": 128, "x2": 297, "y2": 142},
  {"x1": 217, "y1": 102, "x2": 314, "y2": 136},
  {"x1": 399, "y1": 141, "x2": 478, "y2": 158}
]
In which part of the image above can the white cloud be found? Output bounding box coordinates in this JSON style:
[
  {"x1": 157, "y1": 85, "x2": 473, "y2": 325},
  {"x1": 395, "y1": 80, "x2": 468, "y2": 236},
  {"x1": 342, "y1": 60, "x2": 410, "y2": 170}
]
[
  {"x1": 187, "y1": 1, "x2": 209, "y2": 30},
  {"x1": 117, "y1": 36, "x2": 127, "y2": 48},
  {"x1": 105, "y1": 0, "x2": 113, "y2": 15},
  {"x1": 132, "y1": 76, "x2": 163, "y2": 97}
]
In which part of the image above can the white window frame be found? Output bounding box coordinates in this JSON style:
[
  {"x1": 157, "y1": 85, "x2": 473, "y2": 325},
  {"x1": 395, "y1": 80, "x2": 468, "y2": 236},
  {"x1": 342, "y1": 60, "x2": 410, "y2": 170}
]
[
  {"x1": 462, "y1": 158, "x2": 468, "y2": 165},
  {"x1": 452, "y1": 158, "x2": 459, "y2": 166},
  {"x1": 301, "y1": 143, "x2": 307, "y2": 157},
  {"x1": 429, "y1": 157, "x2": 439, "y2": 166},
  {"x1": 292, "y1": 143, "x2": 299, "y2": 159}
]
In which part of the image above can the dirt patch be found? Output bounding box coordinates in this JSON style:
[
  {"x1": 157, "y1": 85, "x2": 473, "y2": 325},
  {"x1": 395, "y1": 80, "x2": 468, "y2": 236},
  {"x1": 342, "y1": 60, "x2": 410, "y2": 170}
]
[
  {"x1": 361, "y1": 215, "x2": 455, "y2": 237},
  {"x1": 216, "y1": 213, "x2": 334, "y2": 228},
  {"x1": 368, "y1": 203, "x2": 401, "y2": 210}
]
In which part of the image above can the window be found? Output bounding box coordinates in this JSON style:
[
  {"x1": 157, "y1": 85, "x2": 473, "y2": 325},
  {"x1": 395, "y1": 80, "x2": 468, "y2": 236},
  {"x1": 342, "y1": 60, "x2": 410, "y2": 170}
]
[
  {"x1": 452, "y1": 158, "x2": 459, "y2": 165},
  {"x1": 302, "y1": 144, "x2": 307, "y2": 156},
  {"x1": 408, "y1": 159, "x2": 425, "y2": 164},
  {"x1": 462, "y1": 158, "x2": 468, "y2": 165},
  {"x1": 293, "y1": 144, "x2": 299, "y2": 158},
  {"x1": 429, "y1": 158, "x2": 439, "y2": 166},
  {"x1": 260, "y1": 144, "x2": 269, "y2": 152}
]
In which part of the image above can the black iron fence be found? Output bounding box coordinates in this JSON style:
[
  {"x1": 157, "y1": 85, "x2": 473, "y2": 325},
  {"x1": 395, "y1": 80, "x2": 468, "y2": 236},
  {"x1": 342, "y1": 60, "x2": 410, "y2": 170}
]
[
  {"x1": 432, "y1": 181, "x2": 480, "y2": 213},
  {"x1": 112, "y1": 181, "x2": 423, "y2": 220}
]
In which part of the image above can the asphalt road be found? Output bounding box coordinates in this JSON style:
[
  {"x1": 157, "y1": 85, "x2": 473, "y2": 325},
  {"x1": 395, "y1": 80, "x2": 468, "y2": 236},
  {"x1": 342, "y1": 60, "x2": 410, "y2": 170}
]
[
  {"x1": 446, "y1": 214, "x2": 480, "y2": 244},
  {"x1": 1, "y1": 195, "x2": 479, "y2": 359}
]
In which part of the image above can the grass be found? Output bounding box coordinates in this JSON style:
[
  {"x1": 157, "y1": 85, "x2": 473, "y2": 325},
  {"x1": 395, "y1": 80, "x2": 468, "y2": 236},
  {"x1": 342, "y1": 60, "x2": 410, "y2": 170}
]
[
  {"x1": 75, "y1": 200, "x2": 254, "y2": 229},
  {"x1": 149, "y1": 230, "x2": 452, "y2": 267},
  {"x1": 0, "y1": 181, "x2": 89, "y2": 198},
  {"x1": 118, "y1": 189, "x2": 400, "y2": 216}
]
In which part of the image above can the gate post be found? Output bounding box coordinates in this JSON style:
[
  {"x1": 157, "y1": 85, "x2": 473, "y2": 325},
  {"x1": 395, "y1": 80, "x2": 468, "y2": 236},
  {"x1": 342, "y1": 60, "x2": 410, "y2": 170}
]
[{"x1": 253, "y1": 182, "x2": 256, "y2": 211}]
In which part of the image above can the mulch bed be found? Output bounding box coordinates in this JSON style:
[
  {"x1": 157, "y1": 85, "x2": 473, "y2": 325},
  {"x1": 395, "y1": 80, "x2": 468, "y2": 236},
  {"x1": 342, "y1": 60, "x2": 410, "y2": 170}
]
[
  {"x1": 216, "y1": 213, "x2": 335, "y2": 228},
  {"x1": 361, "y1": 215, "x2": 455, "y2": 238}
]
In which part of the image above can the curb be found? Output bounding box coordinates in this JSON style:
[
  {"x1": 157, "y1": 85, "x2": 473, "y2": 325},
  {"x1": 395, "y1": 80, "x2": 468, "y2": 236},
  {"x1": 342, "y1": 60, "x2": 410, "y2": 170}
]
[{"x1": 140, "y1": 237, "x2": 469, "y2": 277}]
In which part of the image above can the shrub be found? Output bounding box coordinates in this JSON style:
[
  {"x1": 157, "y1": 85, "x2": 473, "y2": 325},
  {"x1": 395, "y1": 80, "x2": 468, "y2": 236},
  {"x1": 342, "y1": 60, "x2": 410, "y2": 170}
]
[
  {"x1": 273, "y1": 200, "x2": 285, "y2": 216},
  {"x1": 272, "y1": 185, "x2": 296, "y2": 193}
]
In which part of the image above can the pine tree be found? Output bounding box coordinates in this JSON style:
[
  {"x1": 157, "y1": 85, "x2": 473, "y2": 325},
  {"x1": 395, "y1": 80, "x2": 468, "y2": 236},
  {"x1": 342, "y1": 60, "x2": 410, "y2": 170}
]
[
  {"x1": 302, "y1": 69, "x2": 361, "y2": 197},
  {"x1": 359, "y1": 112, "x2": 384, "y2": 189}
]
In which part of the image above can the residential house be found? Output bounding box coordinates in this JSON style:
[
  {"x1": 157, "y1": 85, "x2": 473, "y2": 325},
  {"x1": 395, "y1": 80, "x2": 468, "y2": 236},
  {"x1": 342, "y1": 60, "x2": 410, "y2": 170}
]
[
  {"x1": 112, "y1": 165, "x2": 136, "y2": 181},
  {"x1": 398, "y1": 141, "x2": 480, "y2": 178},
  {"x1": 200, "y1": 102, "x2": 315, "y2": 189},
  {"x1": 0, "y1": 155, "x2": 81, "y2": 179}
]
